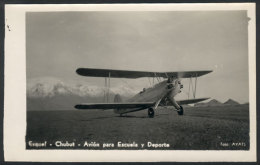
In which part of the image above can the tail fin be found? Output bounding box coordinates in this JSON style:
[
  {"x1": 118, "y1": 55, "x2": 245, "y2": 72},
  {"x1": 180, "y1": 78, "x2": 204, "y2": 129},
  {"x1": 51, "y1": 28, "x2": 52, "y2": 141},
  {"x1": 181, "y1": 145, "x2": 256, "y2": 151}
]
[{"x1": 114, "y1": 94, "x2": 122, "y2": 103}]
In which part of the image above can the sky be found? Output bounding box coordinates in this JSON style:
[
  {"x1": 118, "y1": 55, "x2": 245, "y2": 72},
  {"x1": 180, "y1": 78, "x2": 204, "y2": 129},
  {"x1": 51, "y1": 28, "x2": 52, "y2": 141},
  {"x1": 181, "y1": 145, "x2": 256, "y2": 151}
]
[{"x1": 26, "y1": 11, "x2": 250, "y2": 103}]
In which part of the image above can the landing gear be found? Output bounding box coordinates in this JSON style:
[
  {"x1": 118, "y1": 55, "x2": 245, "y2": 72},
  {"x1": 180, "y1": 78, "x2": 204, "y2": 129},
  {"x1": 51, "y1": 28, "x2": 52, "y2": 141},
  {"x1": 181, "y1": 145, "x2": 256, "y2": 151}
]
[
  {"x1": 148, "y1": 108, "x2": 155, "y2": 118},
  {"x1": 177, "y1": 105, "x2": 184, "y2": 115}
]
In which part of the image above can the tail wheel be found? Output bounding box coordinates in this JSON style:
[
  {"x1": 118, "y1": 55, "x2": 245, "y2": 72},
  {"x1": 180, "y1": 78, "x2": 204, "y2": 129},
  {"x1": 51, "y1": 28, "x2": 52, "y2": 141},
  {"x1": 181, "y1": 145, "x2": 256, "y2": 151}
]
[
  {"x1": 177, "y1": 105, "x2": 184, "y2": 115},
  {"x1": 148, "y1": 108, "x2": 155, "y2": 118}
]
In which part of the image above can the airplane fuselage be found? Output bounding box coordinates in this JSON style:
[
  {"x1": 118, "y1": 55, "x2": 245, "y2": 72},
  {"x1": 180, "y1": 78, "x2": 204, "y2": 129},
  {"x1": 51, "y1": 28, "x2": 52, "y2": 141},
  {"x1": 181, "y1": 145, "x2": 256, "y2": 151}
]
[{"x1": 113, "y1": 79, "x2": 181, "y2": 114}]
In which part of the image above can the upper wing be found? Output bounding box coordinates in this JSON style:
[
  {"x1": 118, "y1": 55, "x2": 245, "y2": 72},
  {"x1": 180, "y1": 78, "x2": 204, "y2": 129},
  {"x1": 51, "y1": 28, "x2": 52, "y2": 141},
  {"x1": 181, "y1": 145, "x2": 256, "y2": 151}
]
[
  {"x1": 76, "y1": 68, "x2": 212, "y2": 79},
  {"x1": 177, "y1": 98, "x2": 210, "y2": 105},
  {"x1": 75, "y1": 102, "x2": 155, "y2": 110}
]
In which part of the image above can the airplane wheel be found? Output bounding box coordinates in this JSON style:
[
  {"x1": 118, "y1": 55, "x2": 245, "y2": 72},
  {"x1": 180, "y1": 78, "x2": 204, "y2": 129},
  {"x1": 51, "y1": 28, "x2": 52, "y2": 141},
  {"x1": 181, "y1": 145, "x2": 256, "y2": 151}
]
[
  {"x1": 177, "y1": 106, "x2": 184, "y2": 115},
  {"x1": 148, "y1": 108, "x2": 155, "y2": 118}
]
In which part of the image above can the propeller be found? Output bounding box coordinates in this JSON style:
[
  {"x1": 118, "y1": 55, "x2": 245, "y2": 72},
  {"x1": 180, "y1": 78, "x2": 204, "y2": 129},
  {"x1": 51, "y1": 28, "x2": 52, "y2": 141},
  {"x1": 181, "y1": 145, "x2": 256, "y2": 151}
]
[
  {"x1": 177, "y1": 72, "x2": 185, "y2": 79},
  {"x1": 167, "y1": 72, "x2": 184, "y2": 83},
  {"x1": 165, "y1": 72, "x2": 184, "y2": 110}
]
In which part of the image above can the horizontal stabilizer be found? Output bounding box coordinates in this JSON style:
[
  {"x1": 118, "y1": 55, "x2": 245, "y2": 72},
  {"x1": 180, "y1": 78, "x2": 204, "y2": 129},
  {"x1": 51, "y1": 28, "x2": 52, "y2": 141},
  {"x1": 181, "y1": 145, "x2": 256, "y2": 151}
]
[
  {"x1": 177, "y1": 98, "x2": 210, "y2": 105},
  {"x1": 76, "y1": 68, "x2": 212, "y2": 79},
  {"x1": 75, "y1": 102, "x2": 155, "y2": 110}
]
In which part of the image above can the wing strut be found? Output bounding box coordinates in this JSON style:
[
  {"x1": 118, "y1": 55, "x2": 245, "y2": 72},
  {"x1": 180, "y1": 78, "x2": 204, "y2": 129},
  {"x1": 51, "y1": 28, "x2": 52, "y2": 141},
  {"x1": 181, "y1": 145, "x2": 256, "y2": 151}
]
[
  {"x1": 194, "y1": 74, "x2": 197, "y2": 98},
  {"x1": 108, "y1": 72, "x2": 111, "y2": 102},
  {"x1": 188, "y1": 74, "x2": 198, "y2": 99},
  {"x1": 148, "y1": 77, "x2": 152, "y2": 86},
  {"x1": 104, "y1": 78, "x2": 107, "y2": 102},
  {"x1": 154, "y1": 72, "x2": 162, "y2": 83},
  {"x1": 103, "y1": 72, "x2": 111, "y2": 102}
]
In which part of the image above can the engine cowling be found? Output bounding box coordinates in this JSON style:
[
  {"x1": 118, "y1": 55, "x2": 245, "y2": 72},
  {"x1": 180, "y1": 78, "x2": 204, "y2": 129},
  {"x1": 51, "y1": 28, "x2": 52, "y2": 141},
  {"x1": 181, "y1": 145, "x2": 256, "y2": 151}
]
[{"x1": 166, "y1": 79, "x2": 183, "y2": 110}]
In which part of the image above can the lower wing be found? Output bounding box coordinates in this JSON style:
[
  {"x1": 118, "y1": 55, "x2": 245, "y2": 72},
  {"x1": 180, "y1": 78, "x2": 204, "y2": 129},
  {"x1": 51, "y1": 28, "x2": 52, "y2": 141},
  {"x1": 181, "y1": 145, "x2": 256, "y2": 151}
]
[
  {"x1": 75, "y1": 98, "x2": 209, "y2": 110},
  {"x1": 177, "y1": 98, "x2": 210, "y2": 105},
  {"x1": 75, "y1": 102, "x2": 155, "y2": 110}
]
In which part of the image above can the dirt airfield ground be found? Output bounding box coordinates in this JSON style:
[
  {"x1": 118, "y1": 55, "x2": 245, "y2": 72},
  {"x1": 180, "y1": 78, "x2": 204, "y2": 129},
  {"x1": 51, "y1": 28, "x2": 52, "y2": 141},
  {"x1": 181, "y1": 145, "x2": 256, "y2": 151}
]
[{"x1": 26, "y1": 104, "x2": 249, "y2": 150}]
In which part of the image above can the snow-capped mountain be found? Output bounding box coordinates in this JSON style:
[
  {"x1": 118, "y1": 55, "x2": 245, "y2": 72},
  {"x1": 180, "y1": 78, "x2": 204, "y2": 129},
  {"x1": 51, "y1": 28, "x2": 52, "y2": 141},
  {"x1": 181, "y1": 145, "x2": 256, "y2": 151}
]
[
  {"x1": 27, "y1": 77, "x2": 138, "y2": 111},
  {"x1": 27, "y1": 77, "x2": 137, "y2": 98}
]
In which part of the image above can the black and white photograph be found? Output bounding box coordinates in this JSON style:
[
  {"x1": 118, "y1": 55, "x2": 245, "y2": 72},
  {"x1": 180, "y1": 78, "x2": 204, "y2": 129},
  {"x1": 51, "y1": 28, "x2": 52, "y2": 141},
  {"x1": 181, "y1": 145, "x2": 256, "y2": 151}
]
[{"x1": 4, "y1": 3, "x2": 256, "y2": 162}]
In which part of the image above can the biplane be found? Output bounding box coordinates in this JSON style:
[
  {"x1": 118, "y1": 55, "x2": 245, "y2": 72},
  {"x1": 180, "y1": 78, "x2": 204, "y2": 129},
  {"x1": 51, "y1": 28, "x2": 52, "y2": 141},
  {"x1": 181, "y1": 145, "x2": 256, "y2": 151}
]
[{"x1": 75, "y1": 68, "x2": 212, "y2": 118}]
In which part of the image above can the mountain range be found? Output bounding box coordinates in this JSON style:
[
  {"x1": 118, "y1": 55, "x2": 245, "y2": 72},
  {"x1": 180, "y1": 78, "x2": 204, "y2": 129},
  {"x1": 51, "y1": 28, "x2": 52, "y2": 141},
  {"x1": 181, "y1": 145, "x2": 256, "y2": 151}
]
[
  {"x1": 27, "y1": 77, "x2": 137, "y2": 110},
  {"x1": 223, "y1": 99, "x2": 240, "y2": 105},
  {"x1": 194, "y1": 99, "x2": 240, "y2": 107}
]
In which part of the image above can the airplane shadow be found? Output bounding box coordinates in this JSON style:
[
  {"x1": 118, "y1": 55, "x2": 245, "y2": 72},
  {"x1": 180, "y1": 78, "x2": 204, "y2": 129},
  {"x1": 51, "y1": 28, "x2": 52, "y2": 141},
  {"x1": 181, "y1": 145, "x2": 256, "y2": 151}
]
[
  {"x1": 78, "y1": 113, "x2": 168, "y2": 121},
  {"x1": 79, "y1": 115, "x2": 148, "y2": 121},
  {"x1": 116, "y1": 115, "x2": 153, "y2": 119},
  {"x1": 158, "y1": 113, "x2": 171, "y2": 116},
  {"x1": 79, "y1": 115, "x2": 116, "y2": 122}
]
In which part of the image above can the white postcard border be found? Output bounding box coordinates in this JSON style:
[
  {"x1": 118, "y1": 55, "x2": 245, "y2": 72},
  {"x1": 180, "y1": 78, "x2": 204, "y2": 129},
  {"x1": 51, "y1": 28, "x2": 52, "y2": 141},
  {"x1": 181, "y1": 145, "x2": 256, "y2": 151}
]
[{"x1": 4, "y1": 3, "x2": 256, "y2": 162}]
